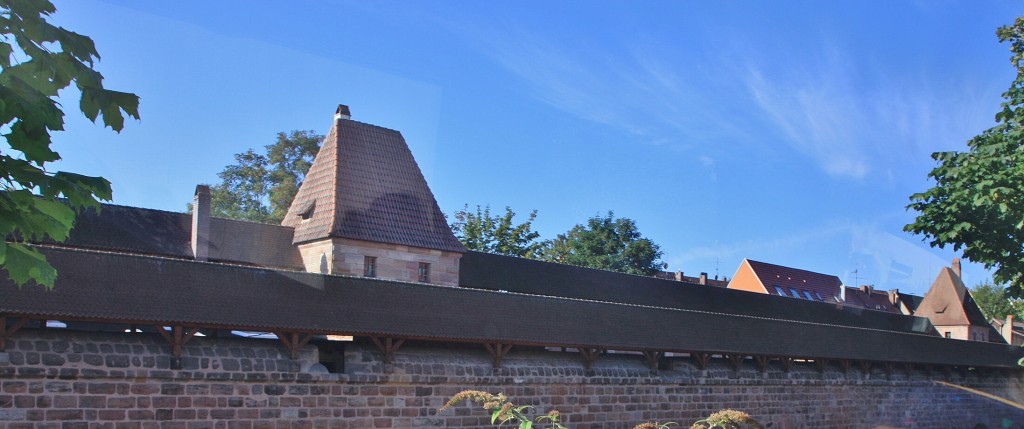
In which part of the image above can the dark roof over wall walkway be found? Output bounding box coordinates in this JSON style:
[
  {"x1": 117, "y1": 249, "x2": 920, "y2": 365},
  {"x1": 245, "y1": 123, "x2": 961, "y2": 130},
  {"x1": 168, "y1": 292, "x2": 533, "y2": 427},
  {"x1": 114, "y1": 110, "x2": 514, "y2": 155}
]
[{"x1": 3, "y1": 246, "x2": 1020, "y2": 369}]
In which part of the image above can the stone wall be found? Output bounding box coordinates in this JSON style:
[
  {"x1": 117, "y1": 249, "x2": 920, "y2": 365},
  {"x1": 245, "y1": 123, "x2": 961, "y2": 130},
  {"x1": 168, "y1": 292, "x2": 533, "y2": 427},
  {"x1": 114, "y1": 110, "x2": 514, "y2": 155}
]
[{"x1": 2, "y1": 328, "x2": 1023, "y2": 428}]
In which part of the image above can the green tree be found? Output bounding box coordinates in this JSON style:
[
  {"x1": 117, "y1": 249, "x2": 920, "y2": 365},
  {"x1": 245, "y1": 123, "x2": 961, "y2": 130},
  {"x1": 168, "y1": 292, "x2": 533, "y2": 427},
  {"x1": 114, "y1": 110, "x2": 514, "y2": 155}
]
[
  {"x1": 906, "y1": 17, "x2": 1024, "y2": 297},
  {"x1": 207, "y1": 130, "x2": 322, "y2": 223},
  {"x1": 541, "y1": 211, "x2": 663, "y2": 276},
  {"x1": 451, "y1": 205, "x2": 542, "y2": 258},
  {"x1": 971, "y1": 281, "x2": 1024, "y2": 321},
  {"x1": 0, "y1": 0, "x2": 139, "y2": 288}
]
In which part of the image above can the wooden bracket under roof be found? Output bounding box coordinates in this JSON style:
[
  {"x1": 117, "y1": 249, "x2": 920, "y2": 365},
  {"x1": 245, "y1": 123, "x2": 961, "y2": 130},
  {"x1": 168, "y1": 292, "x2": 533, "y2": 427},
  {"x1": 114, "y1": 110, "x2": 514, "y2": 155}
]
[
  {"x1": 483, "y1": 343, "x2": 513, "y2": 369},
  {"x1": 692, "y1": 352, "x2": 710, "y2": 370},
  {"x1": 275, "y1": 331, "x2": 315, "y2": 360},
  {"x1": 579, "y1": 347, "x2": 601, "y2": 371},
  {"x1": 725, "y1": 354, "x2": 745, "y2": 372},
  {"x1": 642, "y1": 350, "x2": 663, "y2": 370},
  {"x1": 858, "y1": 360, "x2": 872, "y2": 375},
  {"x1": 0, "y1": 315, "x2": 28, "y2": 352},
  {"x1": 901, "y1": 362, "x2": 914, "y2": 376},
  {"x1": 815, "y1": 358, "x2": 829, "y2": 373},
  {"x1": 754, "y1": 355, "x2": 770, "y2": 373},
  {"x1": 778, "y1": 356, "x2": 794, "y2": 373},
  {"x1": 883, "y1": 362, "x2": 896, "y2": 377},
  {"x1": 368, "y1": 336, "x2": 405, "y2": 365},
  {"x1": 156, "y1": 325, "x2": 199, "y2": 369}
]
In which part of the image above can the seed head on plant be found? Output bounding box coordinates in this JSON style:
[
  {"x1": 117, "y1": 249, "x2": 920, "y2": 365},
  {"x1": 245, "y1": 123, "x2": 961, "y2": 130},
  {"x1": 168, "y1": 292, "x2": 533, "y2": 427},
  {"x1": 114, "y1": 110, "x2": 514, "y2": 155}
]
[{"x1": 440, "y1": 390, "x2": 494, "y2": 411}]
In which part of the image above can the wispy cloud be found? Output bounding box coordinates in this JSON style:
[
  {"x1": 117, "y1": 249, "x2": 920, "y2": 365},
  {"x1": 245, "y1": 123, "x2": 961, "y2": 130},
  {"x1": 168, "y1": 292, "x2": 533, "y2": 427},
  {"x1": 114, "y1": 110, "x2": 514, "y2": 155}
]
[
  {"x1": 740, "y1": 44, "x2": 1001, "y2": 181},
  {"x1": 467, "y1": 20, "x2": 1000, "y2": 182},
  {"x1": 475, "y1": 29, "x2": 750, "y2": 151},
  {"x1": 743, "y1": 57, "x2": 871, "y2": 179}
]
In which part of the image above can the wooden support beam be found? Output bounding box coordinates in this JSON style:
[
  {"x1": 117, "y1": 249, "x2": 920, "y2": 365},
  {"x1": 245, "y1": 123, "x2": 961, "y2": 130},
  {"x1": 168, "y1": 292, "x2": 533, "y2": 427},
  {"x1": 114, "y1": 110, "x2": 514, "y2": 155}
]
[
  {"x1": 858, "y1": 360, "x2": 872, "y2": 375},
  {"x1": 578, "y1": 347, "x2": 600, "y2": 371},
  {"x1": 275, "y1": 331, "x2": 315, "y2": 360},
  {"x1": 941, "y1": 365, "x2": 953, "y2": 378},
  {"x1": 725, "y1": 354, "x2": 744, "y2": 371},
  {"x1": 642, "y1": 351, "x2": 663, "y2": 370},
  {"x1": 156, "y1": 325, "x2": 199, "y2": 358},
  {"x1": 692, "y1": 352, "x2": 710, "y2": 370},
  {"x1": 753, "y1": 355, "x2": 770, "y2": 373},
  {"x1": 368, "y1": 336, "x2": 405, "y2": 365},
  {"x1": 483, "y1": 343, "x2": 513, "y2": 369},
  {"x1": 883, "y1": 362, "x2": 895, "y2": 377},
  {"x1": 779, "y1": 357, "x2": 794, "y2": 373},
  {"x1": 815, "y1": 358, "x2": 829, "y2": 373},
  {"x1": 839, "y1": 359, "x2": 852, "y2": 373},
  {"x1": 156, "y1": 325, "x2": 199, "y2": 369},
  {"x1": 0, "y1": 316, "x2": 29, "y2": 352}
]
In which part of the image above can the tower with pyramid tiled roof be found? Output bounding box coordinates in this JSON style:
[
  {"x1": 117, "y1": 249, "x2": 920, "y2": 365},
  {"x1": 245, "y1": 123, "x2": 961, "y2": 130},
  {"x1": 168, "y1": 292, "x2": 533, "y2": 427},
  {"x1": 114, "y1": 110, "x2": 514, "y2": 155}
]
[
  {"x1": 281, "y1": 105, "x2": 465, "y2": 286},
  {"x1": 914, "y1": 259, "x2": 993, "y2": 341}
]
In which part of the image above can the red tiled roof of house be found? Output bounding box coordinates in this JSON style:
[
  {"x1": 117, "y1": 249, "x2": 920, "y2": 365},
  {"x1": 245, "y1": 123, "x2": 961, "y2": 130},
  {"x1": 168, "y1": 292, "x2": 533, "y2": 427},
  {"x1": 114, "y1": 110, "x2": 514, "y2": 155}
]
[
  {"x1": 282, "y1": 107, "x2": 464, "y2": 253},
  {"x1": 746, "y1": 259, "x2": 842, "y2": 303}
]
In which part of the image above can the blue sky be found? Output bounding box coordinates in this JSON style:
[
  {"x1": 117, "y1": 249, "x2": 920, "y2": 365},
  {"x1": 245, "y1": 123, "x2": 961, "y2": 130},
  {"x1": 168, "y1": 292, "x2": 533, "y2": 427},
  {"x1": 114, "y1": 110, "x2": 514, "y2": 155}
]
[{"x1": 49, "y1": 1, "x2": 1023, "y2": 295}]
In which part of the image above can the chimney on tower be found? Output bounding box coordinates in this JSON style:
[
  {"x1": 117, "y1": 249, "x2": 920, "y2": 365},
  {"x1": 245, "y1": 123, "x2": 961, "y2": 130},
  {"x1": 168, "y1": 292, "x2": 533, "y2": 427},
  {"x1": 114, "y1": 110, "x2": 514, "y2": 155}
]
[
  {"x1": 335, "y1": 104, "x2": 351, "y2": 120},
  {"x1": 952, "y1": 258, "x2": 962, "y2": 278}
]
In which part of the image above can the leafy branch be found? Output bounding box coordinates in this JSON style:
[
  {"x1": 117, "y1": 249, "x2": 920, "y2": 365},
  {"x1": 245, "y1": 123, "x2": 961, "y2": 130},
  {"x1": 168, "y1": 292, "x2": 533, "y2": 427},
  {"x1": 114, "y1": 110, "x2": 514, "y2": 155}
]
[{"x1": 0, "y1": 0, "x2": 139, "y2": 287}]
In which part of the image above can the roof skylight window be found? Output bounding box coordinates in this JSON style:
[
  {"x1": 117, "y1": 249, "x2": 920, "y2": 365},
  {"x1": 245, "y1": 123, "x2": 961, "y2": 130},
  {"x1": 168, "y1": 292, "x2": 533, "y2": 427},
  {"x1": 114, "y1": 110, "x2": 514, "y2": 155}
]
[
  {"x1": 789, "y1": 288, "x2": 802, "y2": 299},
  {"x1": 802, "y1": 290, "x2": 815, "y2": 300}
]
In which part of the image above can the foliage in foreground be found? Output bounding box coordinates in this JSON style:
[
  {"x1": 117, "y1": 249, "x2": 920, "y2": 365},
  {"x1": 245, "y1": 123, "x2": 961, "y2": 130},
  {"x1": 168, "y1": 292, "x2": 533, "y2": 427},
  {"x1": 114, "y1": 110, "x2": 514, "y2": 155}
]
[
  {"x1": 441, "y1": 390, "x2": 760, "y2": 429},
  {"x1": 690, "y1": 409, "x2": 764, "y2": 429},
  {"x1": 0, "y1": 0, "x2": 139, "y2": 287},
  {"x1": 440, "y1": 390, "x2": 567, "y2": 429},
  {"x1": 905, "y1": 16, "x2": 1024, "y2": 297}
]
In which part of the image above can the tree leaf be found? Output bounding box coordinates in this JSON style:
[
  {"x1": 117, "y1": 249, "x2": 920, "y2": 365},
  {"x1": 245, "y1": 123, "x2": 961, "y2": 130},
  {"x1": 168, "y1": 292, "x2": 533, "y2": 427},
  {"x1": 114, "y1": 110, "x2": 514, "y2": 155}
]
[{"x1": 1, "y1": 242, "x2": 57, "y2": 288}]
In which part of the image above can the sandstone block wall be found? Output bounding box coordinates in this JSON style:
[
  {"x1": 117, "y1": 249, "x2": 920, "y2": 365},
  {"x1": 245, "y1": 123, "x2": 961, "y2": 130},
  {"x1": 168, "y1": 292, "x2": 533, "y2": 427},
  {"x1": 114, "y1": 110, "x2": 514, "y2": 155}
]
[
  {"x1": 2, "y1": 328, "x2": 1023, "y2": 428},
  {"x1": 329, "y1": 238, "x2": 460, "y2": 287}
]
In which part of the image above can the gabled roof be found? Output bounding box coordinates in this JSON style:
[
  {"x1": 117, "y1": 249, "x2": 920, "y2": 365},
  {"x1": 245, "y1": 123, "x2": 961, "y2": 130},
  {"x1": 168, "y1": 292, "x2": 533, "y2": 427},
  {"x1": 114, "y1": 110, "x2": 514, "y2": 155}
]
[
  {"x1": 744, "y1": 259, "x2": 842, "y2": 302},
  {"x1": 282, "y1": 107, "x2": 464, "y2": 253},
  {"x1": 915, "y1": 267, "x2": 990, "y2": 327}
]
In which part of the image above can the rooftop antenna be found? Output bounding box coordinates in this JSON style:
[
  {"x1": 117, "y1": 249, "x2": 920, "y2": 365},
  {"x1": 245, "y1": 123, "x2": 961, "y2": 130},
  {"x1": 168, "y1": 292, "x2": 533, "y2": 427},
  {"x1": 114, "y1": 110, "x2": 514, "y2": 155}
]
[{"x1": 714, "y1": 257, "x2": 721, "y2": 280}]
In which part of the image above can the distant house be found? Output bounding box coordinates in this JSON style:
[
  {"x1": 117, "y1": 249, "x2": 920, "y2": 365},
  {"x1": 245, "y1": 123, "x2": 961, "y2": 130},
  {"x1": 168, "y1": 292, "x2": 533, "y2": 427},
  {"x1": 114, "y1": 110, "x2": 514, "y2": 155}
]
[
  {"x1": 992, "y1": 315, "x2": 1024, "y2": 345},
  {"x1": 891, "y1": 290, "x2": 924, "y2": 316},
  {"x1": 913, "y1": 260, "x2": 995, "y2": 342},
  {"x1": 654, "y1": 270, "x2": 728, "y2": 287},
  {"x1": 727, "y1": 259, "x2": 841, "y2": 303},
  {"x1": 841, "y1": 285, "x2": 901, "y2": 313}
]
